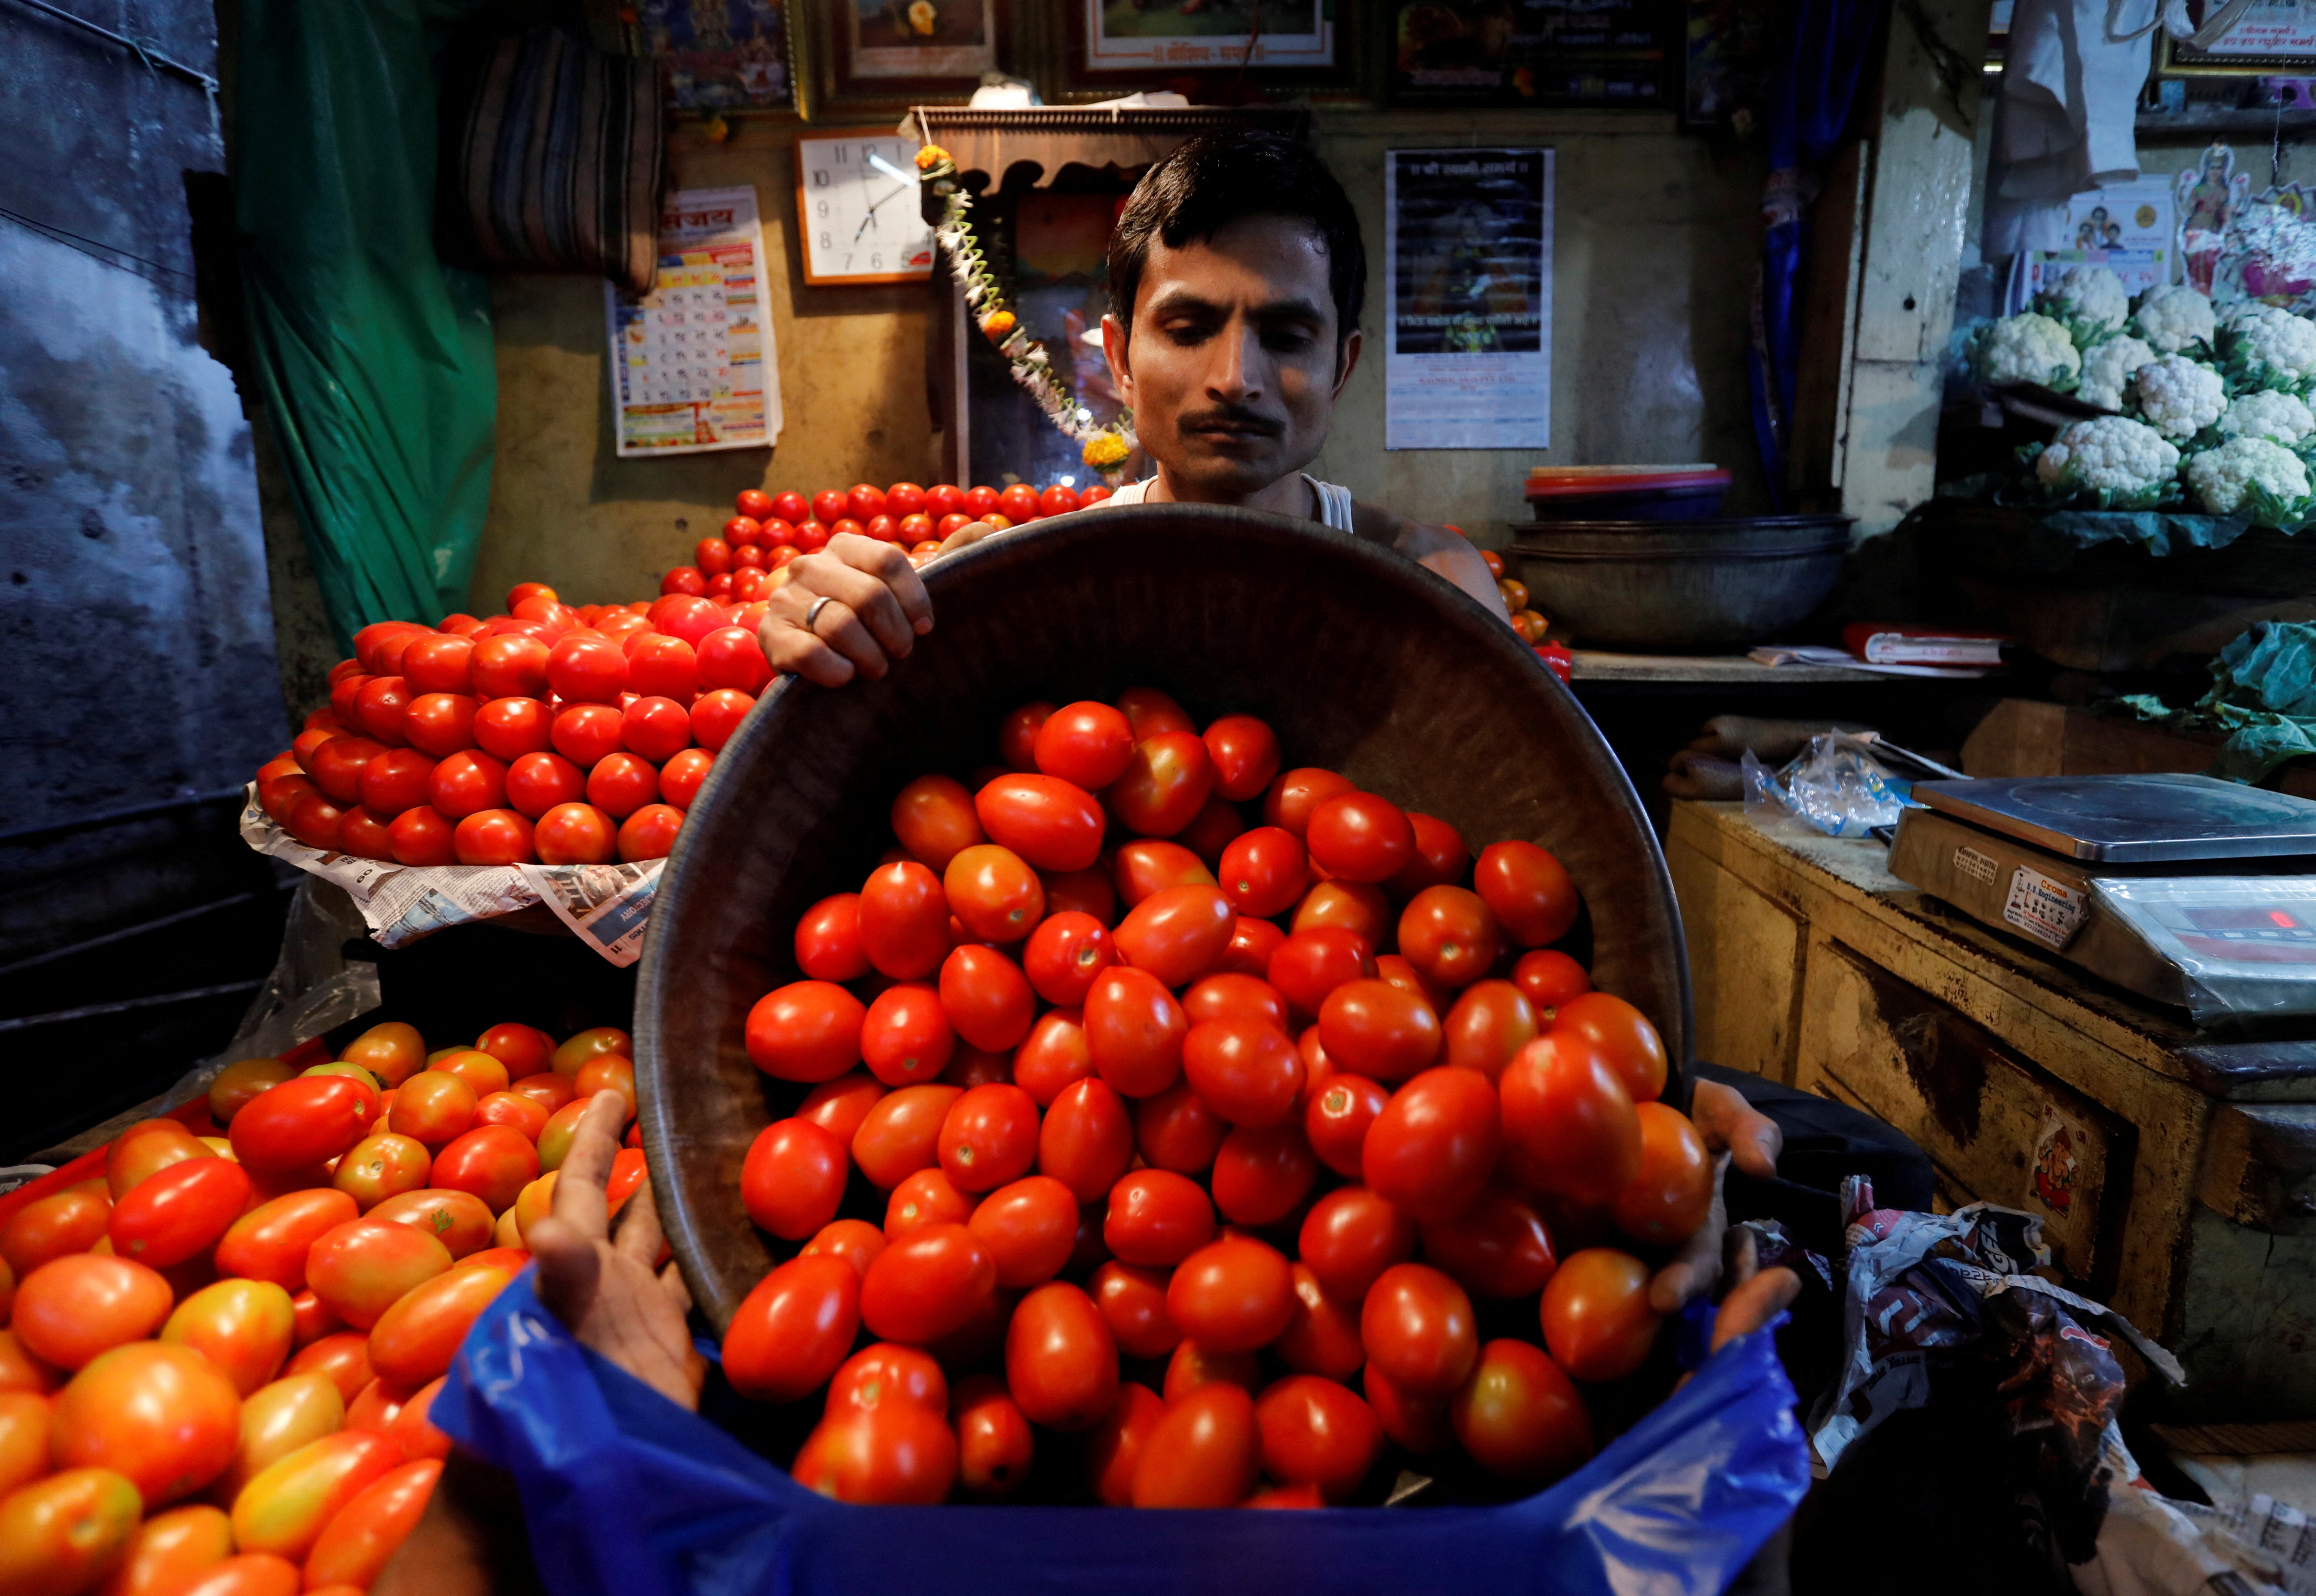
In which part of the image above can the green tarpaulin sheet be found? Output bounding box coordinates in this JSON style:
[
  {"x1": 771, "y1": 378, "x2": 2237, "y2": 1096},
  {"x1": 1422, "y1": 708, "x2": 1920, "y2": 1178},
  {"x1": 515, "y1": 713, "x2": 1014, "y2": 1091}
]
[{"x1": 235, "y1": 0, "x2": 496, "y2": 652}]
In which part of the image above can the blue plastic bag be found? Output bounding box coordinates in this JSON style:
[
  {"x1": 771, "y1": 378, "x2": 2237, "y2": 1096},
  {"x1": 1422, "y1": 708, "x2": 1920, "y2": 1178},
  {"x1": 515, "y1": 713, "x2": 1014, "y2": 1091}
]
[{"x1": 436, "y1": 1271, "x2": 1810, "y2": 1596}]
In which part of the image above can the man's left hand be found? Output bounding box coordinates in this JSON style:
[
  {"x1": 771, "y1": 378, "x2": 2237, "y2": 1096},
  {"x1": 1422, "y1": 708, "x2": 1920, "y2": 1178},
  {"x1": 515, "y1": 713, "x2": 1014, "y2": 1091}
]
[{"x1": 1647, "y1": 1077, "x2": 1783, "y2": 1313}]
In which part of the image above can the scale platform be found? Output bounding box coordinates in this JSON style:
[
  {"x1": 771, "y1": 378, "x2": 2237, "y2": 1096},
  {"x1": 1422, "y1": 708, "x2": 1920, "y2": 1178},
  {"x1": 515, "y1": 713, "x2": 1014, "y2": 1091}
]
[{"x1": 1891, "y1": 775, "x2": 2316, "y2": 1023}]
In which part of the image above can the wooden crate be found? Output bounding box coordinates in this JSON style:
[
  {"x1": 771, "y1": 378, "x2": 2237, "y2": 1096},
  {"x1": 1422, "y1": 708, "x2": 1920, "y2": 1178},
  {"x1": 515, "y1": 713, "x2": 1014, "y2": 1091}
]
[{"x1": 1668, "y1": 800, "x2": 2316, "y2": 1418}]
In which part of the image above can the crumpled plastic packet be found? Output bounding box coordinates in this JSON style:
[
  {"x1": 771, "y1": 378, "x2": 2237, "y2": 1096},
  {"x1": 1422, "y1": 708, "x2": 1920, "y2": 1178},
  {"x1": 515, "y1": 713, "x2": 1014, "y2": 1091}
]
[
  {"x1": 2074, "y1": 1430, "x2": 2316, "y2": 1596},
  {"x1": 1742, "y1": 733, "x2": 1915, "y2": 838}
]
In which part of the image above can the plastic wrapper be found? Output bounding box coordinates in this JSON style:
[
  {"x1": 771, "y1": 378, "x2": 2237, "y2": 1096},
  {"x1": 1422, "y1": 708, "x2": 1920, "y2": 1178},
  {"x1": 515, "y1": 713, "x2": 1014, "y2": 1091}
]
[
  {"x1": 1811, "y1": 1177, "x2": 2182, "y2": 1474},
  {"x1": 240, "y1": 790, "x2": 661, "y2": 963},
  {"x1": 434, "y1": 1270, "x2": 1813, "y2": 1596},
  {"x1": 1742, "y1": 734, "x2": 1914, "y2": 838},
  {"x1": 2087, "y1": 875, "x2": 2316, "y2": 1023},
  {"x1": 2075, "y1": 1429, "x2": 2316, "y2": 1596}
]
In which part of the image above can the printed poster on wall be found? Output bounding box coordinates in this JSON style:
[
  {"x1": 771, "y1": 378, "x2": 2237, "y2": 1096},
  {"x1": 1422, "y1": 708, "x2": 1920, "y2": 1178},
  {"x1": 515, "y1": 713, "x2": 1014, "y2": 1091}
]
[
  {"x1": 605, "y1": 185, "x2": 785, "y2": 457},
  {"x1": 1084, "y1": 0, "x2": 1335, "y2": 71},
  {"x1": 1384, "y1": 148, "x2": 1553, "y2": 450},
  {"x1": 2000, "y1": 179, "x2": 2177, "y2": 313}
]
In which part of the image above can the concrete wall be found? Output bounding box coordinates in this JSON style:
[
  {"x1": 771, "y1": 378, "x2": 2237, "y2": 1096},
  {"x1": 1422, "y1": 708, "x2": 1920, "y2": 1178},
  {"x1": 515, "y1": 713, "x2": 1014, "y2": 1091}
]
[
  {"x1": 475, "y1": 110, "x2": 1767, "y2": 607},
  {"x1": 0, "y1": 0, "x2": 286, "y2": 829}
]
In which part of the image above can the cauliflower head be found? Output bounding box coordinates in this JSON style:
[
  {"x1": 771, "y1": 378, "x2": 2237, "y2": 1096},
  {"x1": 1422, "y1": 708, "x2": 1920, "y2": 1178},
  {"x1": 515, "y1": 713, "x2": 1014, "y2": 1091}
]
[
  {"x1": 2222, "y1": 304, "x2": 2316, "y2": 384},
  {"x1": 1975, "y1": 313, "x2": 2081, "y2": 388},
  {"x1": 2131, "y1": 354, "x2": 2229, "y2": 437},
  {"x1": 2133, "y1": 283, "x2": 2217, "y2": 354},
  {"x1": 2034, "y1": 415, "x2": 2180, "y2": 506},
  {"x1": 2077, "y1": 334, "x2": 2155, "y2": 411},
  {"x1": 2218, "y1": 387, "x2": 2316, "y2": 446},
  {"x1": 2184, "y1": 435, "x2": 2312, "y2": 516},
  {"x1": 2041, "y1": 265, "x2": 2129, "y2": 332}
]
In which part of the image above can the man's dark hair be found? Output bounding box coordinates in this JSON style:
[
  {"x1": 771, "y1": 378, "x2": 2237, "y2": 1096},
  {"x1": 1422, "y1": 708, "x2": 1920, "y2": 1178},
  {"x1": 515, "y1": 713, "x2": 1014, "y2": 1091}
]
[{"x1": 1107, "y1": 130, "x2": 1365, "y2": 355}]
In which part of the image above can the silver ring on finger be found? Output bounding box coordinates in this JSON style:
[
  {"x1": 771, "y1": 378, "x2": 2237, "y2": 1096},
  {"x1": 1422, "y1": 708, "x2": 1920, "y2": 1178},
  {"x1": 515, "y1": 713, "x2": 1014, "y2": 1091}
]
[{"x1": 804, "y1": 595, "x2": 837, "y2": 633}]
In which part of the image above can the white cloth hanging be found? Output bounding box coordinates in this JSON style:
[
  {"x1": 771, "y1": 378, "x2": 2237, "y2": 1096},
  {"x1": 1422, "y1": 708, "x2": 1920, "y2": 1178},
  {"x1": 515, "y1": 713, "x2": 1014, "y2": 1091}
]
[{"x1": 1983, "y1": 0, "x2": 2169, "y2": 258}]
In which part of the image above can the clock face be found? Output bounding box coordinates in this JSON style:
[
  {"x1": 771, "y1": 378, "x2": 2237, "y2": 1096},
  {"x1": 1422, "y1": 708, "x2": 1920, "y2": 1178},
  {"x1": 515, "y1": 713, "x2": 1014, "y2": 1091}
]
[{"x1": 795, "y1": 131, "x2": 935, "y2": 287}]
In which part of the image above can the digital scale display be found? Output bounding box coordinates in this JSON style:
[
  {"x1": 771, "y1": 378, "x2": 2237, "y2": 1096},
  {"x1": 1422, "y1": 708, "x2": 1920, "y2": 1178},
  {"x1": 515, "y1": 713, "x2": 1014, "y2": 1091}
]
[{"x1": 2159, "y1": 900, "x2": 2316, "y2": 964}]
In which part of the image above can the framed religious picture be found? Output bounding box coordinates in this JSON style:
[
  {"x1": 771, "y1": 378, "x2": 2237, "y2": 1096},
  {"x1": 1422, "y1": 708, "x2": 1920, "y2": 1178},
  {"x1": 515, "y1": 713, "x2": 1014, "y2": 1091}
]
[
  {"x1": 1067, "y1": 0, "x2": 1358, "y2": 90},
  {"x1": 1390, "y1": 0, "x2": 1668, "y2": 108},
  {"x1": 2158, "y1": 0, "x2": 2316, "y2": 73},
  {"x1": 798, "y1": 0, "x2": 1004, "y2": 114},
  {"x1": 1682, "y1": 0, "x2": 1774, "y2": 130},
  {"x1": 636, "y1": 0, "x2": 797, "y2": 112}
]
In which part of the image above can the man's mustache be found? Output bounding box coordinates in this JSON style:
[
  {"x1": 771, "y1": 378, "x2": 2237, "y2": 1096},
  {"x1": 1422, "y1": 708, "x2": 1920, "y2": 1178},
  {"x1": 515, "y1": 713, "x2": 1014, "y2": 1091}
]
[{"x1": 1176, "y1": 406, "x2": 1285, "y2": 438}]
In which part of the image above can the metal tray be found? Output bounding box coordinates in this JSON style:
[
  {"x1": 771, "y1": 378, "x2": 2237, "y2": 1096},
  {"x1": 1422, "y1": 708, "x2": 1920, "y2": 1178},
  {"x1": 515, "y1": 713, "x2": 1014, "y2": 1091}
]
[{"x1": 1915, "y1": 773, "x2": 2316, "y2": 862}]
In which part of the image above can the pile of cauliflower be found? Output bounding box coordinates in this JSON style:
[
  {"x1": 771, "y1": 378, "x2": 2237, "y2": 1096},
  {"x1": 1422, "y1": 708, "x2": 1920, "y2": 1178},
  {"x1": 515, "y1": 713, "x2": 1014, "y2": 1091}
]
[{"x1": 1973, "y1": 266, "x2": 2316, "y2": 524}]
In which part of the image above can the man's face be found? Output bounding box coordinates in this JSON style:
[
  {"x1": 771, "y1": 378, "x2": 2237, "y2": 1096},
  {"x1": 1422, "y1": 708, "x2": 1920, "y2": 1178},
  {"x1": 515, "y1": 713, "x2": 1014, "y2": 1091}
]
[{"x1": 1103, "y1": 215, "x2": 1360, "y2": 502}]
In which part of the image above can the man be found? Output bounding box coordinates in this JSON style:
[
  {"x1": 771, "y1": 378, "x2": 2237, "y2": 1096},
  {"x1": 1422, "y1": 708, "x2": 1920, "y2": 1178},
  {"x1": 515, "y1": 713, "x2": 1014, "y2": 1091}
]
[{"x1": 754, "y1": 130, "x2": 1502, "y2": 689}]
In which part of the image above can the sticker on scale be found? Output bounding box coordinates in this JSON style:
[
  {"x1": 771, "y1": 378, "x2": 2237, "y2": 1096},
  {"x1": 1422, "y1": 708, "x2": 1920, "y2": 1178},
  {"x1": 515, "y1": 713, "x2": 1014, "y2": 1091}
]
[
  {"x1": 2004, "y1": 867, "x2": 2088, "y2": 949},
  {"x1": 1952, "y1": 846, "x2": 1999, "y2": 885}
]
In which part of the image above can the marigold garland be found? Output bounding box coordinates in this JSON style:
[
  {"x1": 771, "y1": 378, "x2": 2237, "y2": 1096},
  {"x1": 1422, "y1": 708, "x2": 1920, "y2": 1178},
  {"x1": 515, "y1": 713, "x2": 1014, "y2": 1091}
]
[{"x1": 916, "y1": 143, "x2": 1137, "y2": 482}]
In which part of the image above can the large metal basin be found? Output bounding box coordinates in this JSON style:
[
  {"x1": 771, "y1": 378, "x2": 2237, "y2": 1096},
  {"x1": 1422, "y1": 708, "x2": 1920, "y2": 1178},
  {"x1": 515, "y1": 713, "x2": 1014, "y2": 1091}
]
[
  {"x1": 1509, "y1": 515, "x2": 1852, "y2": 651},
  {"x1": 635, "y1": 504, "x2": 1693, "y2": 1328}
]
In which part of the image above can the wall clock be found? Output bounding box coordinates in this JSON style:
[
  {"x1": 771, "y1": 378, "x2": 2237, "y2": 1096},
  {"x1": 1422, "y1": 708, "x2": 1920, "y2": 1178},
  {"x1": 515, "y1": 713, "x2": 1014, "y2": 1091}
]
[{"x1": 794, "y1": 127, "x2": 935, "y2": 287}]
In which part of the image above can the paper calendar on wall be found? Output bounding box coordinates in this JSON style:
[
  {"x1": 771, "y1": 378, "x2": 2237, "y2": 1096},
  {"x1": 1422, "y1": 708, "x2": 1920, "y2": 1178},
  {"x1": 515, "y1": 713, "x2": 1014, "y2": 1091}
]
[{"x1": 605, "y1": 185, "x2": 785, "y2": 457}]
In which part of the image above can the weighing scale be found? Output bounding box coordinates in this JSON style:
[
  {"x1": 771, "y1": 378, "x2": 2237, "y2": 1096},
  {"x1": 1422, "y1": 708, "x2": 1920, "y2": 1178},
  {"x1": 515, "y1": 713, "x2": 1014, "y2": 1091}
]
[{"x1": 1886, "y1": 774, "x2": 2316, "y2": 1022}]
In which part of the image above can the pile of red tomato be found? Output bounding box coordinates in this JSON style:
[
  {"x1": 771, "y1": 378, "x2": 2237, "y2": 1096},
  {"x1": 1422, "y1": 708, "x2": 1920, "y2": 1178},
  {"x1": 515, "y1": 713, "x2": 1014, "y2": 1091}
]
[
  {"x1": 251, "y1": 576, "x2": 781, "y2": 869},
  {"x1": 722, "y1": 688, "x2": 1711, "y2": 1508},
  {"x1": 0, "y1": 1018, "x2": 644, "y2": 1596},
  {"x1": 663, "y1": 481, "x2": 1109, "y2": 599}
]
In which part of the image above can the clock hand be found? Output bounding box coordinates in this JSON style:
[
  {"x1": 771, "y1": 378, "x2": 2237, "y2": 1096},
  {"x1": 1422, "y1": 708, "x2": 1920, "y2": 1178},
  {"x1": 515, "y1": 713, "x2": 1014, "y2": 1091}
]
[{"x1": 867, "y1": 150, "x2": 914, "y2": 185}]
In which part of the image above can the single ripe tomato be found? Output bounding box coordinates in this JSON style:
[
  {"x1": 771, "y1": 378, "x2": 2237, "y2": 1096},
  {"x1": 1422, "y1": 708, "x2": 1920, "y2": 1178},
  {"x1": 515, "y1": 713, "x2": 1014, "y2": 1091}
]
[
  {"x1": 301, "y1": 1457, "x2": 443, "y2": 1590},
  {"x1": 1305, "y1": 792, "x2": 1413, "y2": 884},
  {"x1": 1111, "y1": 884, "x2": 1236, "y2": 989},
  {"x1": 1361, "y1": 1066, "x2": 1500, "y2": 1223},
  {"x1": 231, "y1": 1077, "x2": 372, "y2": 1172},
  {"x1": 801, "y1": 1218, "x2": 888, "y2": 1280},
  {"x1": 471, "y1": 696, "x2": 551, "y2": 760},
  {"x1": 107, "y1": 1156, "x2": 249, "y2": 1269},
  {"x1": 791, "y1": 1404, "x2": 956, "y2": 1505},
  {"x1": 1114, "y1": 687, "x2": 1196, "y2": 740},
  {"x1": 1125, "y1": 1080, "x2": 1219, "y2": 1176},
  {"x1": 1165, "y1": 1235, "x2": 1293, "y2": 1354},
  {"x1": 1474, "y1": 840, "x2": 1579, "y2": 948},
  {"x1": 1131, "y1": 1382, "x2": 1258, "y2": 1508},
  {"x1": 304, "y1": 1221, "x2": 453, "y2": 1330},
  {"x1": 995, "y1": 701, "x2": 1053, "y2": 770},
  {"x1": 1303, "y1": 1071, "x2": 1389, "y2": 1178},
  {"x1": 1512, "y1": 949, "x2": 1592, "y2": 1016},
  {"x1": 850, "y1": 1084, "x2": 963, "y2": 1190},
  {"x1": 884, "y1": 1167, "x2": 971, "y2": 1237},
  {"x1": 1551, "y1": 991, "x2": 1669, "y2": 1104},
  {"x1": 974, "y1": 774, "x2": 1104, "y2": 872},
  {"x1": 356, "y1": 748, "x2": 437, "y2": 816},
  {"x1": 1102, "y1": 1169, "x2": 1213, "y2": 1267},
  {"x1": 826, "y1": 1343, "x2": 946, "y2": 1415},
  {"x1": 387, "y1": 1072, "x2": 476, "y2": 1148},
  {"x1": 213, "y1": 1190, "x2": 359, "y2": 1291},
  {"x1": 857, "y1": 1224, "x2": 996, "y2": 1346},
  {"x1": 860, "y1": 982, "x2": 955, "y2": 1086},
  {"x1": 1021, "y1": 912, "x2": 1114, "y2": 1007},
  {"x1": 1210, "y1": 1122, "x2": 1318, "y2": 1227},
  {"x1": 1110, "y1": 843, "x2": 1210, "y2": 912},
  {"x1": 1275, "y1": 1261, "x2": 1366, "y2": 1382},
  {"x1": 1317, "y1": 980, "x2": 1441, "y2": 1082},
  {"x1": 1034, "y1": 1078, "x2": 1131, "y2": 1203},
  {"x1": 626, "y1": 634, "x2": 698, "y2": 699},
  {"x1": 858, "y1": 861, "x2": 949, "y2": 979},
  {"x1": 1262, "y1": 767, "x2": 1355, "y2": 839},
  {"x1": 1217, "y1": 827, "x2": 1308, "y2": 919},
  {"x1": 1033, "y1": 702, "x2": 1135, "y2": 789},
  {"x1": 1004, "y1": 1281, "x2": 1118, "y2": 1430},
  {"x1": 1090, "y1": 1262, "x2": 1180, "y2": 1360},
  {"x1": 367, "y1": 1261, "x2": 514, "y2": 1385},
  {"x1": 1109, "y1": 733, "x2": 1214, "y2": 838},
  {"x1": 1255, "y1": 1374, "x2": 1382, "y2": 1501},
  {"x1": 890, "y1": 775, "x2": 984, "y2": 871},
  {"x1": 794, "y1": 893, "x2": 871, "y2": 981},
  {"x1": 1298, "y1": 1185, "x2": 1416, "y2": 1305},
  {"x1": 1083, "y1": 968, "x2": 1187, "y2": 1098},
  {"x1": 1267, "y1": 927, "x2": 1375, "y2": 1018},
  {"x1": 944, "y1": 845, "x2": 1044, "y2": 943},
  {"x1": 936, "y1": 1083, "x2": 1039, "y2": 1193},
  {"x1": 1360, "y1": 1263, "x2": 1477, "y2": 1399},
  {"x1": 14, "y1": 1255, "x2": 173, "y2": 1371},
  {"x1": 0, "y1": 1467, "x2": 144, "y2": 1592},
  {"x1": 1419, "y1": 1187, "x2": 1557, "y2": 1300},
  {"x1": 1450, "y1": 1338, "x2": 1593, "y2": 1484},
  {"x1": 387, "y1": 806, "x2": 454, "y2": 865},
  {"x1": 1217, "y1": 915, "x2": 1287, "y2": 978},
  {"x1": 721, "y1": 1255, "x2": 859, "y2": 1402},
  {"x1": 1497, "y1": 1034, "x2": 1641, "y2": 1205},
  {"x1": 952, "y1": 1374, "x2": 1035, "y2": 1499},
  {"x1": 966, "y1": 1175, "x2": 1078, "y2": 1288},
  {"x1": 1087, "y1": 1383, "x2": 1164, "y2": 1505},
  {"x1": 1396, "y1": 886, "x2": 1503, "y2": 991},
  {"x1": 745, "y1": 980, "x2": 867, "y2": 1083},
  {"x1": 1612, "y1": 1102, "x2": 1713, "y2": 1247},
  {"x1": 1387, "y1": 812, "x2": 1472, "y2": 898},
  {"x1": 1291, "y1": 879, "x2": 1391, "y2": 947},
  {"x1": 544, "y1": 636, "x2": 627, "y2": 704},
  {"x1": 616, "y1": 803, "x2": 683, "y2": 862},
  {"x1": 620, "y1": 696, "x2": 692, "y2": 763},
  {"x1": 1181, "y1": 1021, "x2": 1302, "y2": 1128},
  {"x1": 938, "y1": 945, "x2": 1036, "y2": 1053},
  {"x1": 1441, "y1": 980, "x2": 1540, "y2": 1082},
  {"x1": 690, "y1": 688, "x2": 754, "y2": 751},
  {"x1": 1202, "y1": 714, "x2": 1281, "y2": 802},
  {"x1": 1538, "y1": 1248, "x2": 1659, "y2": 1382}
]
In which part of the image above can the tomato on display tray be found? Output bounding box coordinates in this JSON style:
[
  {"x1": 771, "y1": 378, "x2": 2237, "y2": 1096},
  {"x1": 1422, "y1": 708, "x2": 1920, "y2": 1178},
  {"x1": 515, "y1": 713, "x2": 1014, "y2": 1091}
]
[
  {"x1": 1101, "y1": 1169, "x2": 1212, "y2": 1267},
  {"x1": 1551, "y1": 991, "x2": 1669, "y2": 1104},
  {"x1": 48, "y1": 1341, "x2": 241, "y2": 1505},
  {"x1": 1032, "y1": 1078, "x2": 1130, "y2": 1203},
  {"x1": 1109, "y1": 734, "x2": 1213, "y2": 838},
  {"x1": 1131, "y1": 1078, "x2": 1225, "y2": 1175},
  {"x1": 1451, "y1": 1338, "x2": 1593, "y2": 1484},
  {"x1": 659, "y1": 747, "x2": 714, "y2": 810},
  {"x1": 1131, "y1": 1381, "x2": 1258, "y2": 1508},
  {"x1": 1539, "y1": 1248, "x2": 1659, "y2": 1382}
]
